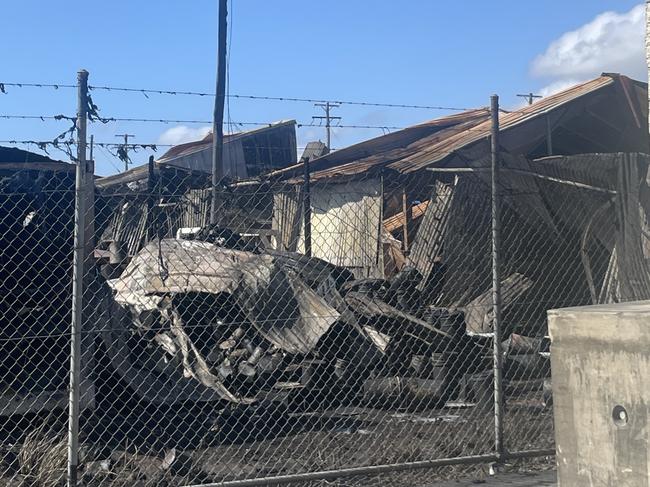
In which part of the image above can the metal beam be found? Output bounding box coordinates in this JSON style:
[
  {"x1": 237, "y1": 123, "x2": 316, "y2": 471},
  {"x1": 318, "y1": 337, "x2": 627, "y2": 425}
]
[{"x1": 426, "y1": 166, "x2": 616, "y2": 194}]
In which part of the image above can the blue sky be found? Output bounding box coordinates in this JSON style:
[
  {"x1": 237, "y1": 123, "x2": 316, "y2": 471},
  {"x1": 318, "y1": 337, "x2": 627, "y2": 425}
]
[{"x1": 0, "y1": 0, "x2": 644, "y2": 175}]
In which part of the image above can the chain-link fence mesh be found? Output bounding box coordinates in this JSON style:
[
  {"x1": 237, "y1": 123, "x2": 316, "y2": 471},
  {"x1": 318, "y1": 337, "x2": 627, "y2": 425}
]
[
  {"x1": 0, "y1": 166, "x2": 76, "y2": 486},
  {"x1": 1, "y1": 151, "x2": 648, "y2": 486}
]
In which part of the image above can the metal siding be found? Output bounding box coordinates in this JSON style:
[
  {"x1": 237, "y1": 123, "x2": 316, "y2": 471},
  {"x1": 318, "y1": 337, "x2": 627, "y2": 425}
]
[
  {"x1": 408, "y1": 179, "x2": 456, "y2": 288},
  {"x1": 272, "y1": 187, "x2": 302, "y2": 251},
  {"x1": 297, "y1": 179, "x2": 383, "y2": 277}
]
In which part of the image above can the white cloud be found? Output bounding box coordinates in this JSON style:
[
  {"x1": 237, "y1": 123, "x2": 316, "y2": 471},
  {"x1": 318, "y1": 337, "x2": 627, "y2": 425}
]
[
  {"x1": 531, "y1": 4, "x2": 645, "y2": 92},
  {"x1": 157, "y1": 125, "x2": 211, "y2": 145},
  {"x1": 537, "y1": 78, "x2": 584, "y2": 97}
]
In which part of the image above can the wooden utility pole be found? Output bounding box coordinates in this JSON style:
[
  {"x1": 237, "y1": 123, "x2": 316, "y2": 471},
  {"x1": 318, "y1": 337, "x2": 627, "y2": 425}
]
[
  {"x1": 313, "y1": 102, "x2": 341, "y2": 150},
  {"x1": 210, "y1": 0, "x2": 228, "y2": 225},
  {"x1": 115, "y1": 133, "x2": 135, "y2": 172},
  {"x1": 516, "y1": 92, "x2": 542, "y2": 106}
]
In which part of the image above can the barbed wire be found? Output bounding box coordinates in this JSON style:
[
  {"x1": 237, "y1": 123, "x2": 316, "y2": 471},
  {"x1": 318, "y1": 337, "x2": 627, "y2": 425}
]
[
  {"x1": 0, "y1": 81, "x2": 474, "y2": 111},
  {"x1": 0, "y1": 82, "x2": 76, "y2": 92},
  {"x1": 0, "y1": 114, "x2": 404, "y2": 130},
  {"x1": 0, "y1": 140, "x2": 325, "y2": 151}
]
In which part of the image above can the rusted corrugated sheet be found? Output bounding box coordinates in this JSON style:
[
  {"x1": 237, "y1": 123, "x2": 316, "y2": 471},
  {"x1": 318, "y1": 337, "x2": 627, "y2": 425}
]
[
  {"x1": 407, "y1": 180, "x2": 456, "y2": 289},
  {"x1": 180, "y1": 189, "x2": 211, "y2": 229},
  {"x1": 270, "y1": 109, "x2": 491, "y2": 183},
  {"x1": 108, "y1": 201, "x2": 150, "y2": 256},
  {"x1": 276, "y1": 75, "x2": 633, "y2": 184},
  {"x1": 106, "y1": 189, "x2": 211, "y2": 257},
  {"x1": 391, "y1": 76, "x2": 616, "y2": 174}
]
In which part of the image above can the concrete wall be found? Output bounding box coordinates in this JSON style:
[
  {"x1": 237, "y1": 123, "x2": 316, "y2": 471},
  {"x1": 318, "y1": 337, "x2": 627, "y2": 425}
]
[{"x1": 549, "y1": 301, "x2": 650, "y2": 486}]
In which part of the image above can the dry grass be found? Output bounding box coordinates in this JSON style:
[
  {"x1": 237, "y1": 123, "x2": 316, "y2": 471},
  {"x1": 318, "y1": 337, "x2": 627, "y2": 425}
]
[{"x1": 18, "y1": 426, "x2": 67, "y2": 487}]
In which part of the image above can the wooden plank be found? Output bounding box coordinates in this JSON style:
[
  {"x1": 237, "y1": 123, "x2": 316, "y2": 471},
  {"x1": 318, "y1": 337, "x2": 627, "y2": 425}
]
[
  {"x1": 383, "y1": 200, "x2": 430, "y2": 233},
  {"x1": 345, "y1": 291, "x2": 451, "y2": 338}
]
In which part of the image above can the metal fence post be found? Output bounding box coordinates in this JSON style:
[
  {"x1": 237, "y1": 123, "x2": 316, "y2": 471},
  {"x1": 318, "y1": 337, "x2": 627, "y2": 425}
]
[
  {"x1": 67, "y1": 68, "x2": 89, "y2": 487},
  {"x1": 302, "y1": 157, "x2": 312, "y2": 257},
  {"x1": 490, "y1": 94, "x2": 505, "y2": 460},
  {"x1": 147, "y1": 155, "x2": 155, "y2": 241}
]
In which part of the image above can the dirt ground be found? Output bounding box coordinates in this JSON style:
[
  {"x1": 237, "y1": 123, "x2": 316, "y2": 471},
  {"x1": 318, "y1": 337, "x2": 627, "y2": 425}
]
[{"x1": 0, "y1": 391, "x2": 555, "y2": 487}]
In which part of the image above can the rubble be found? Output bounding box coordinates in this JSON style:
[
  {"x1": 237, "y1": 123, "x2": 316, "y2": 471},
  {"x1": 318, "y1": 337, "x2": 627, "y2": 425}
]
[
  {"x1": 106, "y1": 239, "x2": 342, "y2": 403},
  {"x1": 97, "y1": 235, "x2": 515, "y2": 414}
]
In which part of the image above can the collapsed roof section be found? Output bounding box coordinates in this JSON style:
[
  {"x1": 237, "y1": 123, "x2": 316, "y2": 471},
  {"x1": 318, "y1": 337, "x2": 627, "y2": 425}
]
[
  {"x1": 271, "y1": 74, "x2": 648, "y2": 184},
  {"x1": 156, "y1": 119, "x2": 297, "y2": 178},
  {"x1": 0, "y1": 146, "x2": 72, "y2": 172},
  {"x1": 97, "y1": 120, "x2": 297, "y2": 189},
  {"x1": 300, "y1": 141, "x2": 329, "y2": 161}
]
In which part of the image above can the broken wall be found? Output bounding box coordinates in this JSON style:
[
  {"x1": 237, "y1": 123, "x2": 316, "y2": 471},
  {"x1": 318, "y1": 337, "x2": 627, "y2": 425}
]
[
  {"x1": 272, "y1": 178, "x2": 384, "y2": 278},
  {"x1": 407, "y1": 152, "x2": 650, "y2": 336}
]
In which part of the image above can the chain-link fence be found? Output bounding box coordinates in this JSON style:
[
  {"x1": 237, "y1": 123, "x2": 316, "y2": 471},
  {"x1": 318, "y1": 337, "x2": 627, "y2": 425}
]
[{"x1": 2, "y1": 147, "x2": 649, "y2": 486}]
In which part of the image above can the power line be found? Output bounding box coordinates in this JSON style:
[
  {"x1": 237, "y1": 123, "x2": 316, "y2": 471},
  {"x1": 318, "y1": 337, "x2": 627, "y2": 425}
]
[
  {"x1": 227, "y1": 94, "x2": 469, "y2": 111},
  {"x1": 97, "y1": 144, "x2": 126, "y2": 174},
  {"x1": 299, "y1": 122, "x2": 402, "y2": 130},
  {"x1": 0, "y1": 81, "x2": 473, "y2": 111},
  {"x1": 0, "y1": 114, "x2": 75, "y2": 121}
]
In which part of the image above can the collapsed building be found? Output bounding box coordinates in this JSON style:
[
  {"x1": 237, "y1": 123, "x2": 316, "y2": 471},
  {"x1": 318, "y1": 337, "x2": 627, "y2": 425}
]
[
  {"x1": 95, "y1": 120, "x2": 297, "y2": 260},
  {"x1": 154, "y1": 119, "x2": 297, "y2": 177},
  {"x1": 92, "y1": 73, "x2": 650, "y2": 410},
  {"x1": 267, "y1": 73, "x2": 650, "y2": 332},
  {"x1": 2, "y1": 74, "x2": 650, "y2": 416},
  {"x1": 0, "y1": 148, "x2": 90, "y2": 415}
]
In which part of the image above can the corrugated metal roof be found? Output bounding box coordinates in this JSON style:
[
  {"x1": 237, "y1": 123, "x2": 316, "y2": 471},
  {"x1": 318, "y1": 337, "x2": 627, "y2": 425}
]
[
  {"x1": 274, "y1": 109, "x2": 491, "y2": 183},
  {"x1": 277, "y1": 74, "x2": 639, "y2": 184},
  {"x1": 391, "y1": 76, "x2": 616, "y2": 174}
]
